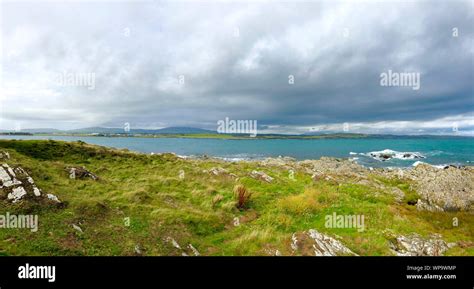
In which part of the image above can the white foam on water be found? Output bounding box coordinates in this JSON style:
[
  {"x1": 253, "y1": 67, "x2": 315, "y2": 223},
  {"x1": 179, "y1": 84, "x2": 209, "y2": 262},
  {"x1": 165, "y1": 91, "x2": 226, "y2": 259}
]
[
  {"x1": 364, "y1": 149, "x2": 425, "y2": 161},
  {"x1": 412, "y1": 161, "x2": 426, "y2": 167}
]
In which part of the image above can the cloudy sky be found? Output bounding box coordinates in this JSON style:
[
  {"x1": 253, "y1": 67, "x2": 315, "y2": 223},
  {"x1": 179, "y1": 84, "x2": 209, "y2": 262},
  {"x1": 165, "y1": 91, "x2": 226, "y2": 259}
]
[{"x1": 1, "y1": 0, "x2": 473, "y2": 135}]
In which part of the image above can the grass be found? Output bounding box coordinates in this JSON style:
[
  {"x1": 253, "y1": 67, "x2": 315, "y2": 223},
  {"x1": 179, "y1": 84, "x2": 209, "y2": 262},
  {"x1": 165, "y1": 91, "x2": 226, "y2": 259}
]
[{"x1": 0, "y1": 139, "x2": 472, "y2": 256}]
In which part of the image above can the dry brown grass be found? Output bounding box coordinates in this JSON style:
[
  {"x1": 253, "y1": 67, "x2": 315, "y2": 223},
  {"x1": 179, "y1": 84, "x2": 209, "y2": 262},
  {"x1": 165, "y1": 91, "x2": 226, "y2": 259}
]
[{"x1": 212, "y1": 194, "x2": 224, "y2": 207}]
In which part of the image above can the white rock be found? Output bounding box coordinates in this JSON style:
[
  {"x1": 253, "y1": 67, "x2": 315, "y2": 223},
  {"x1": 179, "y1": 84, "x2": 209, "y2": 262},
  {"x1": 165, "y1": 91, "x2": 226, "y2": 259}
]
[
  {"x1": 291, "y1": 233, "x2": 299, "y2": 251},
  {"x1": 188, "y1": 244, "x2": 200, "y2": 256},
  {"x1": 0, "y1": 167, "x2": 13, "y2": 187},
  {"x1": 47, "y1": 193, "x2": 61, "y2": 203},
  {"x1": 33, "y1": 187, "x2": 41, "y2": 197},
  {"x1": 166, "y1": 237, "x2": 181, "y2": 250},
  {"x1": 250, "y1": 170, "x2": 274, "y2": 183},
  {"x1": 291, "y1": 230, "x2": 357, "y2": 256},
  {"x1": 3, "y1": 164, "x2": 16, "y2": 178},
  {"x1": 308, "y1": 229, "x2": 357, "y2": 256},
  {"x1": 0, "y1": 166, "x2": 20, "y2": 187},
  {"x1": 134, "y1": 244, "x2": 142, "y2": 255},
  {"x1": 389, "y1": 233, "x2": 451, "y2": 256},
  {"x1": 72, "y1": 224, "x2": 83, "y2": 233},
  {"x1": 69, "y1": 168, "x2": 76, "y2": 179},
  {"x1": 7, "y1": 187, "x2": 27, "y2": 203}
]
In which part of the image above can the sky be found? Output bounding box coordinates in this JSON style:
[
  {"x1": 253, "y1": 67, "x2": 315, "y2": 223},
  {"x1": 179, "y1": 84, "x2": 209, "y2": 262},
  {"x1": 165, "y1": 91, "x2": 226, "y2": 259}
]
[{"x1": 1, "y1": 0, "x2": 473, "y2": 135}]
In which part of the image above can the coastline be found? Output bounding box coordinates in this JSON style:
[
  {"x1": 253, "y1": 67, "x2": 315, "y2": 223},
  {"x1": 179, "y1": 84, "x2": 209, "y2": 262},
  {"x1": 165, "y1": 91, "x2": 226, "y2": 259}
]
[
  {"x1": 1, "y1": 132, "x2": 473, "y2": 140},
  {"x1": 0, "y1": 135, "x2": 472, "y2": 168},
  {"x1": 0, "y1": 132, "x2": 371, "y2": 140},
  {"x1": 0, "y1": 139, "x2": 472, "y2": 256}
]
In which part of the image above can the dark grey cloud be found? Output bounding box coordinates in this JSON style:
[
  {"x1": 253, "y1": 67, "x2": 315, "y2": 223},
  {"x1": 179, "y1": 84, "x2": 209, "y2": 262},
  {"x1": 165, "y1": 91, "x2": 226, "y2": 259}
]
[{"x1": 1, "y1": 0, "x2": 473, "y2": 134}]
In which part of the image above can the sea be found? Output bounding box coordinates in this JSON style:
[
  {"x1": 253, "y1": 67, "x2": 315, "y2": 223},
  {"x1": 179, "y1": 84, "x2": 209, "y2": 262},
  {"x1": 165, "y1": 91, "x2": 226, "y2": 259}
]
[{"x1": 0, "y1": 135, "x2": 472, "y2": 168}]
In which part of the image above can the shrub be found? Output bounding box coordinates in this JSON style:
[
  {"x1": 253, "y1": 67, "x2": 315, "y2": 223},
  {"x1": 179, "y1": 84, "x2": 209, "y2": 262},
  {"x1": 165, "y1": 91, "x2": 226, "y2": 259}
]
[{"x1": 234, "y1": 184, "x2": 252, "y2": 210}]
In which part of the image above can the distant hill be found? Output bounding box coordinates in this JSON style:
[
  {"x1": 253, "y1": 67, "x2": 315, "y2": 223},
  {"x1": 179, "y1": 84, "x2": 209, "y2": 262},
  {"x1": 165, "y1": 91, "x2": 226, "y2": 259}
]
[
  {"x1": 1, "y1": 127, "x2": 471, "y2": 138},
  {"x1": 302, "y1": 132, "x2": 368, "y2": 137},
  {"x1": 67, "y1": 127, "x2": 125, "y2": 134},
  {"x1": 1, "y1": 126, "x2": 216, "y2": 135},
  {"x1": 153, "y1": 127, "x2": 214, "y2": 134},
  {"x1": 7, "y1": 128, "x2": 63, "y2": 134}
]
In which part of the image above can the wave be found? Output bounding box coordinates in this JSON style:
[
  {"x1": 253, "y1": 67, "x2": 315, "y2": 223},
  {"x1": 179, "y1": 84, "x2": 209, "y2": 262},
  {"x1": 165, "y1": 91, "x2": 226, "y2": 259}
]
[
  {"x1": 363, "y1": 149, "x2": 425, "y2": 161},
  {"x1": 412, "y1": 161, "x2": 467, "y2": 169},
  {"x1": 413, "y1": 161, "x2": 446, "y2": 169},
  {"x1": 220, "y1": 157, "x2": 249, "y2": 162},
  {"x1": 218, "y1": 153, "x2": 266, "y2": 162},
  {"x1": 412, "y1": 161, "x2": 429, "y2": 167}
]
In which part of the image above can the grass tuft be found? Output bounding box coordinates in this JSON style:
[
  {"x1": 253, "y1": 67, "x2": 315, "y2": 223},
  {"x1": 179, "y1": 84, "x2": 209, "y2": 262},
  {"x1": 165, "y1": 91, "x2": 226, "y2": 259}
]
[{"x1": 234, "y1": 184, "x2": 252, "y2": 210}]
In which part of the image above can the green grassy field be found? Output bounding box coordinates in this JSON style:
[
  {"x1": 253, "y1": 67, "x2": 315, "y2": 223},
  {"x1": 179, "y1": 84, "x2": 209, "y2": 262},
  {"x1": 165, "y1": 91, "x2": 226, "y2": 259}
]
[{"x1": 0, "y1": 140, "x2": 472, "y2": 256}]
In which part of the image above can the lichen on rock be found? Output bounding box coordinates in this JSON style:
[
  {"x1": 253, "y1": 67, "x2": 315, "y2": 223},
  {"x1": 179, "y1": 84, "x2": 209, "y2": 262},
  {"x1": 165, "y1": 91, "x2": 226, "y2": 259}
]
[
  {"x1": 291, "y1": 229, "x2": 357, "y2": 256},
  {"x1": 388, "y1": 233, "x2": 455, "y2": 256},
  {"x1": 0, "y1": 163, "x2": 63, "y2": 206}
]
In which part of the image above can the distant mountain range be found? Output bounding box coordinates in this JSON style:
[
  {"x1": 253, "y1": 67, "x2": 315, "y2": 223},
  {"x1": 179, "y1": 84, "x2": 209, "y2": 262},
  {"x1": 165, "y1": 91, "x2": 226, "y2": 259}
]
[
  {"x1": 0, "y1": 127, "x2": 215, "y2": 135},
  {"x1": 0, "y1": 126, "x2": 470, "y2": 138}
]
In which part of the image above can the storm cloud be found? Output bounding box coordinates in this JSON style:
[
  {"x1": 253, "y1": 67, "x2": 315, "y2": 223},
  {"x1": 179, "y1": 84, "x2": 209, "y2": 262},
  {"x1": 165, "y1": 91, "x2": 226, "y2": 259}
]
[{"x1": 1, "y1": 0, "x2": 473, "y2": 134}]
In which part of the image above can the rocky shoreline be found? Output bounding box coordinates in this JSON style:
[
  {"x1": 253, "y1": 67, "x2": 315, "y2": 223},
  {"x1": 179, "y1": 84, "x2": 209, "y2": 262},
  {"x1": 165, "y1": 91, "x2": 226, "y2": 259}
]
[
  {"x1": 186, "y1": 154, "x2": 472, "y2": 213},
  {"x1": 2, "y1": 146, "x2": 473, "y2": 214},
  {"x1": 151, "y1": 151, "x2": 474, "y2": 212},
  {"x1": 257, "y1": 156, "x2": 473, "y2": 212},
  {"x1": 0, "y1": 141, "x2": 472, "y2": 256}
]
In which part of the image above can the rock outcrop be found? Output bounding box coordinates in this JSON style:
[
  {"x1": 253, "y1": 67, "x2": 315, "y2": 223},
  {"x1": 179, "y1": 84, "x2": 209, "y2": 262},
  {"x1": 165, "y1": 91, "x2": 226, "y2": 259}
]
[
  {"x1": 406, "y1": 164, "x2": 473, "y2": 212},
  {"x1": 0, "y1": 163, "x2": 62, "y2": 206},
  {"x1": 206, "y1": 167, "x2": 237, "y2": 179},
  {"x1": 165, "y1": 237, "x2": 200, "y2": 256},
  {"x1": 368, "y1": 150, "x2": 424, "y2": 161},
  {"x1": 415, "y1": 199, "x2": 444, "y2": 212},
  {"x1": 249, "y1": 170, "x2": 274, "y2": 183},
  {"x1": 67, "y1": 166, "x2": 99, "y2": 180},
  {"x1": 389, "y1": 233, "x2": 455, "y2": 256},
  {"x1": 257, "y1": 156, "x2": 473, "y2": 212},
  {"x1": 260, "y1": 156, "x2": 296, "y2": 170},
  {"x1": 0, "y1": 151, "x2": 10, "y2": 160},
  {"x1": 291, "y1": 229, "x2": 357, "y2": 256},
  {"x1": 297, "y1": 157, "x2": 368, "y2": 179}
]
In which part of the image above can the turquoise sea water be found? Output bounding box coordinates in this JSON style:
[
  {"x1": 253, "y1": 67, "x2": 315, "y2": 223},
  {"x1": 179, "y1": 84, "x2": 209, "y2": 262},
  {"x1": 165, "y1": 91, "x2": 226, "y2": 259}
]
[{"x1": 0, "y1": 135, "x2": 472, "y2": 168}]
